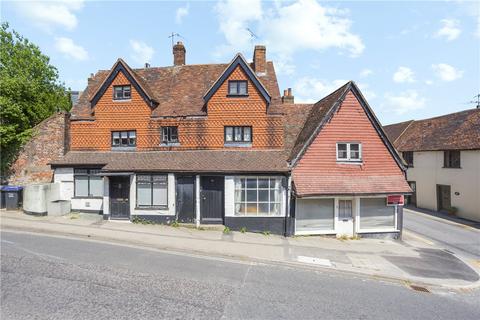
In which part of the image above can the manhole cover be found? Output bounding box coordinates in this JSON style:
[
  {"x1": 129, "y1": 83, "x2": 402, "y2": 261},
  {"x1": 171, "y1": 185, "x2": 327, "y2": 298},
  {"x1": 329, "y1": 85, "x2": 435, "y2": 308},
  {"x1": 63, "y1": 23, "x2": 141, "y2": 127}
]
[{"x1": 410, "y1": 285, "x2": 430, "y2": 293}]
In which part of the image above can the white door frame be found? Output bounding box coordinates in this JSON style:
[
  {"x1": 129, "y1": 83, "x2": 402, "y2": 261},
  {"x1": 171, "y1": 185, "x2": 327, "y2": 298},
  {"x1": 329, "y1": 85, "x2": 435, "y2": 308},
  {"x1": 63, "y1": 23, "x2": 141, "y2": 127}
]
[{"x1": 335, "y1": 197, "x2": 355, "y2": 236}]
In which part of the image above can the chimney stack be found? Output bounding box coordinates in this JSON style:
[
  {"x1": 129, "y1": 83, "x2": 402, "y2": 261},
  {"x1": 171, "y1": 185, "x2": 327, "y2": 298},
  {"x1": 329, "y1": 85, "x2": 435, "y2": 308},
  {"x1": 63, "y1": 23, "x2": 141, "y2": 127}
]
[
  {"x1": 253, "y1": 45, "x2": 266, "y2": 75},
  {"x1": 173, "y1": 41, "x2": 186, "y2": 66},
  {"x1": 282, "y1": 88, "x2": 294, "y2": 104},
  {"x1": 145, "y1": 62, "x2": 150, "y2": 68},
  {"x1": 88, "y1": 73, "x2": 94, "y2": 84}
]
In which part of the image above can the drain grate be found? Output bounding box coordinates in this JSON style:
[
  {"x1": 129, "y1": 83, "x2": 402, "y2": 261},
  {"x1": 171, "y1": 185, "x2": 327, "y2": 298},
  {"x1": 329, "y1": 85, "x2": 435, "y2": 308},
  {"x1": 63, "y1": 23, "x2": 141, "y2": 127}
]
[{"x1": 410, "y1": 285, "x2": 430, "y2": 293}]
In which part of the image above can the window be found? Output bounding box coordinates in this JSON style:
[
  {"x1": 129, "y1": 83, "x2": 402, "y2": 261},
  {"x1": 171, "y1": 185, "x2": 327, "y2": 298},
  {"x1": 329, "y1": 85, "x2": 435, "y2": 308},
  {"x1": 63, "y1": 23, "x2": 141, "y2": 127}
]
[
  {"x1": 402, "y1": 151, "x2": 414, "y2": 167},
  {"x1": 113, "y1": 85, "x2": 131, "y2": 100},
  {"x1": 225, "y1": 126, "x2": 252, "y2": 143},
  {"x1": 234, "y1": 177, "x2": 283, "y2": 216},
  {"x1": 296, "y1": 198, "x2": 334, "y2": 232},
  {"x1": 74, "y1": 169, "x2": 103, "y2": 197},
  {"x1": 444, "y1": 150, "x2": 460, "y2": 168},
  {"x1": 161, "y1": 126, "x2": 179, "y2": 144},
  {"x1": 136, "y1": 175, "x2": 168, "y2": 208},
  {"x1": 228, "y1": 80, "x2": 248, "y2": 96},
  {"x1": 112, "y1": 131, "x2": 136, "y2": 148},
  {"x1": 359, "y1": 198, "x2": 395, "y2": 230},
  {"x1": 337, "y1": 143, "x2": 362, "y2": 161}
]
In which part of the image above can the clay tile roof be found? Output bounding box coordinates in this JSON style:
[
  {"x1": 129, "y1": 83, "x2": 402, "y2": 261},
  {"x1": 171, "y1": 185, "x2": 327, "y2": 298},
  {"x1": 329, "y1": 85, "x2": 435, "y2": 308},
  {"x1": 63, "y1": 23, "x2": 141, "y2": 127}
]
[
  {"x1": 70, "y1": 61, "x2": 280, "y2": 119},
  {"x1": 384, "y1": 108, "x2": 480, "y2": 151},
  {"x1": 51, "y1": 150, "x2": 289, "y2": 173},
  {"x1": 383, "y1": 120, "x2": 414, "y2": 144}
]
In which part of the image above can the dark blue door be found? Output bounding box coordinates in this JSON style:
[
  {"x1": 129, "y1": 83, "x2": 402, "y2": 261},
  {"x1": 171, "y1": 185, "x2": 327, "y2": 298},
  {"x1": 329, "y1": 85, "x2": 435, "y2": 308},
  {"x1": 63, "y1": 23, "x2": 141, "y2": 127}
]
[
  {"x1": 200, "y1": 176, "x2": 224, "y2": 224},
  {"x1": 176, "y1": 176, "x2": 195, "y2": 223}
]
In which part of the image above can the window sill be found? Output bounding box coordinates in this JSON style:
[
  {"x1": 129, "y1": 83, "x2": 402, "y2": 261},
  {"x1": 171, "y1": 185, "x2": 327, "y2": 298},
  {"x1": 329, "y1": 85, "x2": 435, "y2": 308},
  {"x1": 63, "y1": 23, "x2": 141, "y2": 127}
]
[
  {"x1": 226, "y1": 94, "x2": 249, "y2": 98},
  {"x1": 111, "y1": 146, "x2": 136, "y2": 151},
  {"x1": 224, "y1": 142, "x2": 252, "y2": 148},
  {"x1": 336, "y1": 160, "x2": 363, "y2": 165},
  {"x1": 160, "y1": 142, "x2": 180, "y2": 147},
  {"x1": 442, "y1": 166, "x2": 462, "y2": 169},
  {"x1": 72, "y1": 196, "x2": 103, "y2": 199},
  {"x1": 112, "y1": 99, "x2": 132, "y2": 102},
  {"x1": 135, "y1": 206, "x2": 169, "y2": 211}
]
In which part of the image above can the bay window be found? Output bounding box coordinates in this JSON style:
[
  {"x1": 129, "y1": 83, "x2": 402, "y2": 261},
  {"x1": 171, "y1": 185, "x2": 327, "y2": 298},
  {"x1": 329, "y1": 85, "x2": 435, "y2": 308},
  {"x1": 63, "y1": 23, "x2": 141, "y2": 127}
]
[
  {"x1": 136, "y1": 174, "x2": 168, "y2": 208},
  {"x1": 234, "y1": 177, "x2": 283, "y2": 216}
]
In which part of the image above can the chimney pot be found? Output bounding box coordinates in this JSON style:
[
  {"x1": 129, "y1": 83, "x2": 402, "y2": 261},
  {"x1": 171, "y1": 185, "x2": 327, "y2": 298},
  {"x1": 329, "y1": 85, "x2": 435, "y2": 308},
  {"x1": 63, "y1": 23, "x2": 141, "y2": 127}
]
[
  {"x1": 145, "y1": 62, "x2": 150, "y2": 68},
  {"x1": 282, "y1": 88, "x2": 294, "y2": 104},
  {"x1": 173, "y1": 41, "x2": 186, "y2": 66},
  {"x1": 253, "y1": 45, "x2": 266, "y2": 75}
]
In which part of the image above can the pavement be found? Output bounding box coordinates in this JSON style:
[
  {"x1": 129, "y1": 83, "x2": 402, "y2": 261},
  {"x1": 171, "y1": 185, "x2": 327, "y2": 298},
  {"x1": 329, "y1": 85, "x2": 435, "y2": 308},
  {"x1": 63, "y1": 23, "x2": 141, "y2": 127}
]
[
  {"x1": 1, "y1": 210, "x2": 479, "y2": 291},
  {"x1": 3, "y1": 231, "x2": 480, "y2": 320}
]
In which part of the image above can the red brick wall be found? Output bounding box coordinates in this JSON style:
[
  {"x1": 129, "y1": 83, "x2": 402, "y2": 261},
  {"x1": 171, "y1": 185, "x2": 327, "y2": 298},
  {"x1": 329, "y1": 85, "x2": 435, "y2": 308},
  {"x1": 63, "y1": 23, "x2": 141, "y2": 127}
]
[
  {"x1": 8, "y1": 112, "x2": 68, "y2": 185},
  {"x1": 70, "y1": 66, "x2": 284, "y2": 151},
  {"x1": 294, "y1": 91, "x2": 403, "y2": 177}
]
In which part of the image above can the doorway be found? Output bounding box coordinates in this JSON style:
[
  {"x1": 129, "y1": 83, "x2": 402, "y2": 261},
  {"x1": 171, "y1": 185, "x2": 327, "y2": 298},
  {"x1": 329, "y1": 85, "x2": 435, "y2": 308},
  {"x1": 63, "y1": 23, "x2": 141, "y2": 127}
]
[
  {"x1": 109, "y1": 176, "x2": 130, "y2": 219},
  {"x1": 437, "y1": 184, "x2": 451, "y2": 212},
  {"x1": 176, "y1": 175, "x2": 195, "y2": 223},
  {"x1": 200, "y1": 176, "x2": 224, "y2": 224}
]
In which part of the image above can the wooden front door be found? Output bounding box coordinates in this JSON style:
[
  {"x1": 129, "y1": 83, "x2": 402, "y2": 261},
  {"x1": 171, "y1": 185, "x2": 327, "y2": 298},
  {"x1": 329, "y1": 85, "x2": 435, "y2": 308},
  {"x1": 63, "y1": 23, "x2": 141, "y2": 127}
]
[
  {"x1": 437, "y1": 184, "x2": 451, "y2": 211},
  {"x1": 110, "y1": 176, "x2": 130, "y2": 219},
  {"x1": 176, "y1": 175, "x2": 195, "y2": 223},
  {"x1": 200, "y1": 176, "x2": 224, "y2": 224}
]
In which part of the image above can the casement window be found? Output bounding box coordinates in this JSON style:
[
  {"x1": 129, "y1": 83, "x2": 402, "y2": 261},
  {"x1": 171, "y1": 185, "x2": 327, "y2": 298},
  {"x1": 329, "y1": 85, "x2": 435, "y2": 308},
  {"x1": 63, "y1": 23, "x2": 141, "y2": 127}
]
[
  {"x1": 402, "y1": 151, "x2": 414, "y2": 167},
  {"x1": 359, "y1": 198, "x2": 395, "y2": 230},
  {"x1": 161, "y1": 126, "x2": 179, "y2": 144},
  {"x1": 234, "y1": 177, "x2": 283, "y2": 216},
  {"x1": 112, "y1": 131, "x2": 136, "y2": 147},
  {"x1": 444, "y1": 150, "x2": 461, "y2": 168},
  {"x1": 228, "y1": 80, "x2": 248, "y2": 96},
  {"x1": 225, "y1": 126, "x2": 252, "y2": 143},
  {"x1": 74, "y1": 169, "x2": 103, "y2": 197},
  {"x1": 136, "y1": 174, "x2": 168, "y2": 208},
  {"x1": 113, "y1": 85, "x2": 131, "y2": 100},
  {"x1": 336, "y1": 143, "x2": 362, "y2": 162}
]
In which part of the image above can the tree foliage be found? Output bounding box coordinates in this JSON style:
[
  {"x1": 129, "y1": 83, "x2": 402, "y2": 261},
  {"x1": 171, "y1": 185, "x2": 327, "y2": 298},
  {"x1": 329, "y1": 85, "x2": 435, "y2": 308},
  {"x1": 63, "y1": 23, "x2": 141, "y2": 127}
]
[{"x1": 0, "y1": 22, "x2": 71, "y2": 178}]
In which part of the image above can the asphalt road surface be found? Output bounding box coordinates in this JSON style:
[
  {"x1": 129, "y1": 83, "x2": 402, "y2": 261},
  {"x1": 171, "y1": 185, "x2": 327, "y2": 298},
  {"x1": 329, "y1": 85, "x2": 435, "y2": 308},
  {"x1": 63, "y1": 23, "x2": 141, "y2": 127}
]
[
  {"x1": 1, "y1": 231, "x2": 479, "y2": 320},
  {"x1": 404, "y1": 209, "x2": 480, "y2": 260}
]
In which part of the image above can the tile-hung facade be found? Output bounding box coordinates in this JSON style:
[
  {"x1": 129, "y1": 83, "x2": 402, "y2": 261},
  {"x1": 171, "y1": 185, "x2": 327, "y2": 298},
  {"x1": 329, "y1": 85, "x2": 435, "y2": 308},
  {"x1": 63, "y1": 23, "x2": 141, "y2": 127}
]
[
  {"x1": 51, "y1": 43, "x2": 411, "y2": 237},
  {"x1": 384, "y1": 109, "x2": 480, "y2": 222}
]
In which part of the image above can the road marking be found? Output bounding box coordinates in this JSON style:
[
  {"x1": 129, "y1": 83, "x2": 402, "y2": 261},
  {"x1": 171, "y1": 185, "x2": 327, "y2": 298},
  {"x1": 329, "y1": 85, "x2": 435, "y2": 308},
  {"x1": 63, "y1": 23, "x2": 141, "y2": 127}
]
[
  {"x1": 403, "y1": 230, "x2": 435, "y2": 245},
  {"x1": 297, "y1": 256, "x2": 332, "y2": 267}
]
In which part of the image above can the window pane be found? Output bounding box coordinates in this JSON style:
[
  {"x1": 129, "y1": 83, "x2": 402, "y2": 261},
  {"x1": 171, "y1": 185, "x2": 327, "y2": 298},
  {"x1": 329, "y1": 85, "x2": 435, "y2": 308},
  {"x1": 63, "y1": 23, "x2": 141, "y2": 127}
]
[
  {"x1": 124, "y1": 86, "x2": 131, "y2": 98},
  {"x1": 243, "y1": 127, "x2": 251, "y2": 142},
  {"x1": 114, "y1": 87, "x2": 122, "y2": 99},
  {"x1": 258, "y1": 178, "x2": 269, "y2": 188},
  {"x1": 137, "y1": 183, "x2": 152, "y2": 206},
  {"x1": 246, "y1": 203, "x2": 257, "y2": 214},
  {"x1": 152, "y1": 183, "x2": 167, "y2": 206},
  {"x1": 74, "y1": 176, "x2": 89, "y2": 197},
  {"x1": 229, "y1": 82, "x2": 237, "y2": 95},
  {"x1": 238, "y1": 81, "x2": 247, "y2": 94},
  {"x1": 270, "y1": 203, "x2": 280, "y2": 216},
  {"x1": 360, "y1": 198, "x2": 395, "y2": 229},
  {"x1": 234, "y1": 127, "x2": 243, "y2": 141},
  {"x1": 171, "y1": 127, "x2": 178, "y2": 141},
  {"x1": 350, "y1": 144, "x2": 360, "y2": 159},
  {"x1": 137, "y1": 175, "x2": 151, "y2": 182},
  {"x1": 89, "y1": 176, "x2": 103, "y2": 197},
  {"x1": 338, "y1": 143, "x2": 347, "y2": 159},
  {"x1": 225, "y1": 127, "x2": 233, "y2": 142},
  {"x1": 296, "y1": 199, "x2": 335, "y2": 231},
  {"x1": 235, "y1": 203, "x2": 245, "y2": 215},
  {"x1": 246, "y1": 178, "x2": 257, "y2": 188},
  {"x1": 258, "y1": 190, "x2": 269, "y2": 202},
  {"x1": 258, "y1": 203, "x2": 269, "y2": 215},
  {"x1": 247, "y1": 190, "x2": 257, "y2": 202}
]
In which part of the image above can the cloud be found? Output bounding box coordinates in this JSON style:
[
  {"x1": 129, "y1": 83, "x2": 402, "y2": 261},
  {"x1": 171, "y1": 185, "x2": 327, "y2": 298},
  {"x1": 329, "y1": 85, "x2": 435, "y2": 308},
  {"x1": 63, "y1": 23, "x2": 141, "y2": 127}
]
[
  {"x1": 15, "y1": 0, "x2": 84, "y2": 31},
  {"x1": 431, "y1": 63, "x2": 463, "y2": 81},
  {"x1": 129, "y1": 40, "x2": 154, "y2": 65},
  {"x1": 214, "y1": 0, "x2": 364, "y2": 71},
  {"x1": 293, "y1": 77, "x2": 348, "y2": 103},
  {"x1": 393, "y1": 66, "x2": 415, "y2": 83},
  {"x1": 384, "y1": 90, "x2": 426, "y2": 115},
  {"x1": 360, "y1": 69, "x2": 373, "y2": 78},
  {"x1": 175, "y1": 3, "x2": 190, "y2": 24},
  {"x1": 54, "y1": 37, "x2": 88, "y2": 60},
  {"x1": 435, "y1": 19, "x2": 461, "y2": 41}
]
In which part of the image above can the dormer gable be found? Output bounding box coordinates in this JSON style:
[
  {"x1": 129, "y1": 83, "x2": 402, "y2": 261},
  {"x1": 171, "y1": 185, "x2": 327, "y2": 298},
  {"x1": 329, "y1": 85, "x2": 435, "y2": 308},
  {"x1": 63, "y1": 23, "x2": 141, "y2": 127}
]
[
  {"x1": 203, "y1": 53, "x2": 271, "y2": 105},
  {"x1": 90, "y1": 58, "x2": 157, "y2": 108}
]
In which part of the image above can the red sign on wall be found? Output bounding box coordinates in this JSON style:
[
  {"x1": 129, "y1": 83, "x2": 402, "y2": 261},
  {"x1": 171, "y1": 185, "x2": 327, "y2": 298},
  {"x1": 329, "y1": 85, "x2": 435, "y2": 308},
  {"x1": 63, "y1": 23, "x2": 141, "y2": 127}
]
[{"x1": 387, "y1": 195, "x2": 404, "y2": 206}]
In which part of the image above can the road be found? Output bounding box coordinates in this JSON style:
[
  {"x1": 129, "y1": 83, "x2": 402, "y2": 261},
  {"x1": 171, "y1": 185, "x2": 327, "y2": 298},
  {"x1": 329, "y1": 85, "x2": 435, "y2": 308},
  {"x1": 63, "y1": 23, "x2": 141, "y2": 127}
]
[
  {"x1": 404, "y1": 209, "x2": 480, "y2": 260},
  {"x1": 1, "y1": 231, "x2": 479, "y2": 320}
]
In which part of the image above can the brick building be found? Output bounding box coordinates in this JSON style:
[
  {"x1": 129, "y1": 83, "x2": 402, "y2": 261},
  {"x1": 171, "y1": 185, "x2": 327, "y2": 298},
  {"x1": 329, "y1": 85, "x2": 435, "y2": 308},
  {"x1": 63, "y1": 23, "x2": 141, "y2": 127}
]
[{"x1": 49, "y1": 43, "x2": 410, "y2": 237}]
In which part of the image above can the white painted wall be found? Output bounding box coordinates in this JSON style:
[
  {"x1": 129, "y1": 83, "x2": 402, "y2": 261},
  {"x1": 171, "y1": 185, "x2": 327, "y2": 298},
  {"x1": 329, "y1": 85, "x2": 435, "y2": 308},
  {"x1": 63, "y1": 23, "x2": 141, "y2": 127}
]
[
  {"x1": 130, "y1": 173, "x2": 176, "y2": 216},
  {"x1": 224, "y1": 175, "x2": 286, "y2": 217},
  {"x1": 406, "y1": 150, "x2": 480, "y2": 221}
]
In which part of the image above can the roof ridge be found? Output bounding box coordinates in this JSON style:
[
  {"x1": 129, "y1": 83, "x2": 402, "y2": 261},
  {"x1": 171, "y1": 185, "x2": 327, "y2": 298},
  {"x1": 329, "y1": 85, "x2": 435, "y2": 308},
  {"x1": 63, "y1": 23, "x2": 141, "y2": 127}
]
[{"x1": 412, "y1": 107, "x2": 479, "y2": 123}]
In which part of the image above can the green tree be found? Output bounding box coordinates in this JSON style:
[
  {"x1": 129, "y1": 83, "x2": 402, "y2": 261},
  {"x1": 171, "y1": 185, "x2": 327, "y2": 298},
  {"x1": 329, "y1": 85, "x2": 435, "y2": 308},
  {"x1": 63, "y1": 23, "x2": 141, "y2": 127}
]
[{"x1": 0, "y1": 22, "x2": 71, "y2": 178}]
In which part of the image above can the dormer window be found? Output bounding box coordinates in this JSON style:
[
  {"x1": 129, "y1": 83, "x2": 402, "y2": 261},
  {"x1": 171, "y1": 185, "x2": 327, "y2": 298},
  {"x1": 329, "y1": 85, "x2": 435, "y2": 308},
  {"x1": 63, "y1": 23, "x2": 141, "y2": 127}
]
[
  {"x1": 228, "y1": 80, "x2": 248, "y2": 96},
  {"x1": 113, "y1": 85, "x2": 131, "y2": 100},
  {"x1": 337, "y1": 142, "x2": 362, "y2": 162}
]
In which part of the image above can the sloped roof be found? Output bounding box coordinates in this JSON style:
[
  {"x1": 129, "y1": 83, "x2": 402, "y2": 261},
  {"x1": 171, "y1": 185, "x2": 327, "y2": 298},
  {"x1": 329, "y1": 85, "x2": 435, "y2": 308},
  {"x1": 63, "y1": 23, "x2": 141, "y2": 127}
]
[
  {"x1": 51, "y1": 150, "x2": 289, "y2": 173},
  {"x1": 71, "y1": 60, "x2": 280, "y2": 119},
  {"x1": 383, "y1": 120, "x2": 414, "y2": 144},
  {"x1": 385, "y1": 108, "x2": 480, "y2": 151}
]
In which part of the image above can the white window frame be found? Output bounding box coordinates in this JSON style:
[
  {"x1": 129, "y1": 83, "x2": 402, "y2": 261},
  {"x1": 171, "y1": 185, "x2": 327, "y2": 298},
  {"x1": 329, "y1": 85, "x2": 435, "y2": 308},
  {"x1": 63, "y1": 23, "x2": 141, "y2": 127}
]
[
  {"x1": 336, "y1": 142, "x2": 362, "y2": 162},
  {"x1": 294, "y1": 196, "x2": 337, "y2": 235},
  {"x1": 355, "y1": 196, "x2": 398, "y2": 233},
  {"x1": 233, "y1": 176, "x2": 283, "y2": 217}
]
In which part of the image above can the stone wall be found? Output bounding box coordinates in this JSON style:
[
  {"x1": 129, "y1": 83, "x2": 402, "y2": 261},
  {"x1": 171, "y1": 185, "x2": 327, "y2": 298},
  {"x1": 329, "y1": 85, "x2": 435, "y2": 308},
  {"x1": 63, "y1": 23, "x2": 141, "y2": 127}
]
[{"x1": 8, "y1": 112, "x2": 68, "y2": 186}]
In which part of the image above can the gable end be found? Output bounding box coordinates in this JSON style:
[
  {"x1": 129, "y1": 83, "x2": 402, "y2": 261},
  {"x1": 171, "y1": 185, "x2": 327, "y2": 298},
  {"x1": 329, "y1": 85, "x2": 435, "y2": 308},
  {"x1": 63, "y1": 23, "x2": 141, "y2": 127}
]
[{"x1": 203, "y1": 54, "x2": 271, "y2": 105}]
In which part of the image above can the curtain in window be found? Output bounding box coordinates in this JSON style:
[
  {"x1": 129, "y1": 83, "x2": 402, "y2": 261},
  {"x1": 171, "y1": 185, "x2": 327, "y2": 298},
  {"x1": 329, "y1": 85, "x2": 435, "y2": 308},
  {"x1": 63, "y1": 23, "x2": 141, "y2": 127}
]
[{"x1": 234, "y1": 177, "x2": 283, "y2": 216}]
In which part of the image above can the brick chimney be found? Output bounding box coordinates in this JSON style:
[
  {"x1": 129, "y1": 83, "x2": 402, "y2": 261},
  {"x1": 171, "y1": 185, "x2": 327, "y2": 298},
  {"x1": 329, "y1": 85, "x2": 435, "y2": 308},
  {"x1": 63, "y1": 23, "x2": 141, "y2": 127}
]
[
  {"x1": 173, "y1": 41, "x2": 186, "y2": 66},
  {"x1": 282, "y1": 88, "x2": 294, "y2": 104},
  {"x1": 253, "y1": 45, "x2": 266, "y2": 75}
]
